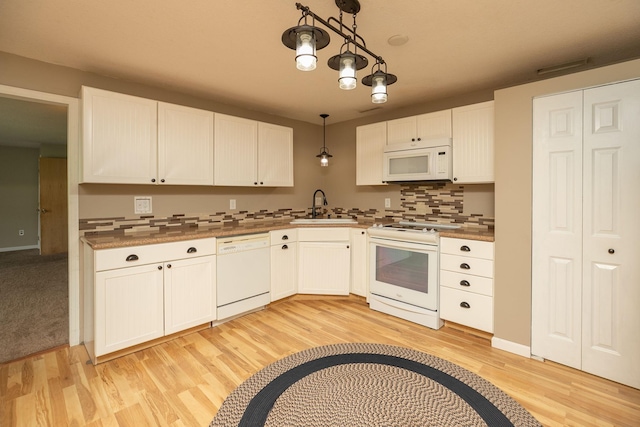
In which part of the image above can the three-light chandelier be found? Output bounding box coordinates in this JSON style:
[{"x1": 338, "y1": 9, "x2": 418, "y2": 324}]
[{"x1": 281, "y1": 0, "x2": 397, "y2": 104}]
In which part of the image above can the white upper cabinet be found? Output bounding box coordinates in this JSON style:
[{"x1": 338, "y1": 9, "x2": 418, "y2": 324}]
[
  {"x1": 157, "y1": 102, "x2": 214, "y2": 185},
  {"x1": 257, "y1": 122, "x2": 294, "y2": 187},
  {"x1": 387, "y1": 110, "x2": 452, "y2": 146},
  {"x1": 451, "y1": 101, "x2": 494, "y2": 183},
  {"x1": 214, "y1": 114, "x2": 258, "y2": 186},
  {"x1": 81, "y1": 87, "x2": 214, "y2": 185},
  {"x1": 81, "y1": 86, "x2": 158, "y2": 184},
  {"x1": 214, "y1": 113, "x2": 293, "y2": 187},
  {"x1": 356, "y1": 122, "x2": 387, "y2": 186}
]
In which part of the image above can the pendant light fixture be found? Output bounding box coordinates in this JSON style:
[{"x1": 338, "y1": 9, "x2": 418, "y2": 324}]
[
  {"x1": 362, "y1": 60, "x2": 398, "y2": 104},
  {"x1": 281, "y1": 1, "x2": 397, "y2": 103},
  {"x1": 316, "y1": 114, "x2": 332, "y2": 167}
]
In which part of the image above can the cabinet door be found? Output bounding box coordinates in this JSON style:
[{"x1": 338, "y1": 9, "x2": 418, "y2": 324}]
[
  {"x1": 164, "y1": 255, "x2": 216, "y2": 335},
  {"x1": 271, "y1": 242, "x2": 297, "y2": 301},
  {"x1": 95, "y1": 264, "x2": 164, "y2": 356},
  {"x1": 416, "y1": 110, "x2": 452, "y2": 141},
  {"x1": 452, "y1": 101, "x2": 494, "y2": 183},
  {"x1": 298, "y1": 241, "x2": 350, "y2": 295},
  {"x1": 258, "y1": 122, "x2": 294, "y2": 186},
  {"x1": 350, "y1": 229, "x2": 368, "y2": 297},
  {"x1": 81, "y1": 86, "x2": 158, "y2": 184},
  {"x1": 158, "y1": 102, "x2": 214, "y2": 185},
  {"x1": 356, "y1": 122, "x2": 387, "y2": 185},
  {"x1": 386, "y1": 116, "x2": 416, "y2": 145},
  {"x1": 214, "y1": 113, "x2": 258, "y2": 186}
]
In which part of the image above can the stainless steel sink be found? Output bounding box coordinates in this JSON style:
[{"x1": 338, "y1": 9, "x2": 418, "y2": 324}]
[{"x1": 290, "y1": 218, "x2": 358, "y2": 224}]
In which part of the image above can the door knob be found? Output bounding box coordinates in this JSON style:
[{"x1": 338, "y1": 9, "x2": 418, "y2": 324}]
[{"x1": 37, "y1": 208, "x2": 48, "y2": 214}]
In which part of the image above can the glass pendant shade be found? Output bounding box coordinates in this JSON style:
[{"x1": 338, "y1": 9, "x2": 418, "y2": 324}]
[
  {"x1": 371, "y1": 71, "x2": 388, "y2": 103},
  {"x1": 295, "y1": 28, "x2": 317, "y2": 71},
  {"x1": 320, "y1": 154, "x2": 329, "y2": 167},
  {"x1": 338, "y1": 51, "x2": 357, "y2": 90}
]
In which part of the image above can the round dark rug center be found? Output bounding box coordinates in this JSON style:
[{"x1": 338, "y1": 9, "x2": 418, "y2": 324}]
[{"x1": 210, "y1": 343, "x2": 541, "y2": 427}]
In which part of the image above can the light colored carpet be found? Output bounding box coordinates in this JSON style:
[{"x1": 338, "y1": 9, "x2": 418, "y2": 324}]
[
  {"x1": 211, "y1": 343, "x2": 541, "y2": 427},
  {"x1": 0, "y1": 249, "x2": 68, "y2": 363}
]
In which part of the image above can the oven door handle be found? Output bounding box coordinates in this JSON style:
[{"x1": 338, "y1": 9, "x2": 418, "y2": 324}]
[{"x1": 369, "y1": 239, "x2": 437, "y2": 253}]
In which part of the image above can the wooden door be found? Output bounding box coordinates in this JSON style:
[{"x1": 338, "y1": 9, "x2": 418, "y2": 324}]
[
  {"x1": 581, "y1": 79, "x2": 640, "y2": 388},
  {"x1": 39, "y1": 157, "x2": 68, "y2": 255}
]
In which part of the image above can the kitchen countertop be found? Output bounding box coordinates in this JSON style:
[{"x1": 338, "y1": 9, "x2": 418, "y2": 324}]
[{"x1": 81, "y1": 219, "x2": 494, "y2": 249}]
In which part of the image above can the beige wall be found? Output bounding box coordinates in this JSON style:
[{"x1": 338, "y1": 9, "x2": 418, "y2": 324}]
[
  {"x1": 494, "y1": 59, "x2": 640, "y2": 347},
  {"x1": 0, "y1": 145, "x2": 39, "y2": 249}
]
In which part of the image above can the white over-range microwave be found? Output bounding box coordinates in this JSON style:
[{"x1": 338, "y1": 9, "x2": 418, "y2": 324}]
[{"x1": 382, "y1": 138, "x2": 452, "y2": 182}]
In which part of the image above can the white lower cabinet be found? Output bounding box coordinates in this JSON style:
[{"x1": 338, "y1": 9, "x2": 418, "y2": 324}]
[
  {"x1": 297, "y1": 228, "x2": 351, "y2": 295},
  {"x1": 270, "y1": 229, "x2": 298, "y2": 301},
  {"x1": 95, "y1": 263, "x2": 164, "y2": 357},
  {"x1": 164, "y1": 255, "x2": 217, "y2": 334},
  {"x1": 350, "y1": 229, "x2": 368, "y2": 297},
  {"x1": 84, "y1": 238, "x2": 216, "y2": 364},
  {"x1": 439, "y1": 237, "x2": 494, "y2": 333}
]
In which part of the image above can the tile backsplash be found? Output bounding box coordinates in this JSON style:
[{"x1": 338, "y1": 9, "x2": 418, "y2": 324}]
[{"x1": 80, "y1": 182, "x2": 493, "y2": 236}]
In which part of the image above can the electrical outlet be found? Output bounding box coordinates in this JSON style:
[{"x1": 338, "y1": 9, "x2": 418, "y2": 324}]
[
  {"x1": 134, "y1": 196, "x2": 152, "y2": 214},
  {"x1": 384, "y1": 198, "x2": 391, "y2": 208},
  {"x1": 18, "y1": 229, "x2": 24, "y2": 236},
  {"x1": 230, "y1": 199, "x2": 236, "y2": 210}
]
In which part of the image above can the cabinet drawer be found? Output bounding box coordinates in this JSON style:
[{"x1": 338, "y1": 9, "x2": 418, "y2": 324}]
[
  {"x1": 297, "y1": 227, "x2": 350, "y2": 242},
  {"x1": 440, "y1": 270, "x2": 493, "y2": 296},
  {"x1": 440, "y1": 253, "x2": 494, "y2": 278},
  {"x1": 440, "y1": 238, "x2": 494, "y2": 260},
  {"x1": 440, "y1": 287, "x2": 493, "y2": 333},
  {"x1": 270, "y1": 228, "x2": 298, "y2": 244},
  {"x1": 95, "y1": 237, "x2": 217, "y2": 271}
]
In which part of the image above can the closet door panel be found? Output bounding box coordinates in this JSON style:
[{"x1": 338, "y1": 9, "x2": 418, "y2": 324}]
[
  {"x1": 531, "y1": 90, "x2": 583, "y2": 369},
  {"x1": 581, "y1": 79, "x2": 640, "y2": 389}
]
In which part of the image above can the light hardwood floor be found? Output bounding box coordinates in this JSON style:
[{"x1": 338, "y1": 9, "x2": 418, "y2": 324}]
[{"x1": 1, "y1": 295, "x2": 639, "y2": 426}]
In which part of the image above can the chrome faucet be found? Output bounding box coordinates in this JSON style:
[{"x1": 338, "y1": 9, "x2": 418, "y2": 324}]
[{"x1": 311, "y1": 189, "x2": 328, "y2": 218}]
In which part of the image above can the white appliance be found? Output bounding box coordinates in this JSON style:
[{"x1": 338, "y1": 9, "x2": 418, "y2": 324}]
[
  {"x1": 368, "y1": 221, "x2": 460, "y2": 329},
  {"x1": 382, "y1": 139, "x2": 452, "y2": 182},
  {"x1": 217, "y1": 233, "x2": 270, "y2": 319}
]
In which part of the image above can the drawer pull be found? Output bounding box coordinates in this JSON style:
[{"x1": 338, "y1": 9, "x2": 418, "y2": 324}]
[
  {"x1": 460, "y1": 302, "x2": 471, "y2": 309},
  {"x1": 282, "y1": 235, "x2": 289, "y2": 240},
  {"x1": 126, "y1": 254, "x2": 139, "y2": 262},
  {"x1": 157, "y1": 265, "x2": 162, "y2": 270},
  {"x1": 460, "y1": 263, "x2": 471, "y2": 270},
  {"x1": 460, "y1": 245, "x2": 471, "y2": 252},
  {"x1": 187, "y1": 247, "x2": 197, "y2": 253},
  {"x1": 282, "y1": 244, "x2": 288, "y2": 250},
  {"x1": 167, "y1": 264, "x2": 172, "y2": 268},
  {"x1": 460, "y1": 280, "x2": 470, "y2": 287}
]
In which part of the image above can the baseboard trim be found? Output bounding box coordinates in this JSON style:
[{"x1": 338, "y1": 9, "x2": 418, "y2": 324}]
[
  {"x1": 0, "y1": 245, "x2": 39, "y2": 253},
  {"x1": 491, "y1": 336, "x2": 531, "y2": 358}
]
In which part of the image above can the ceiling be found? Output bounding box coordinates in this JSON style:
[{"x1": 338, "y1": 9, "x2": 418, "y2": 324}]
[{"x1": 0, "y1": 0, "x2": 639, "y2": 142}]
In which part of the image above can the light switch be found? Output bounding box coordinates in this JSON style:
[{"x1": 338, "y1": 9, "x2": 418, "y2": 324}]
[
  {"x1": 385, "y1": 198, "x2": 391, "y2": 208},
  {"x1": 230, "y1": 199, "x2": 236, "y2": 210},
  {"x1": 134, "y1": 196, "x2": 152, "y2": 214}
]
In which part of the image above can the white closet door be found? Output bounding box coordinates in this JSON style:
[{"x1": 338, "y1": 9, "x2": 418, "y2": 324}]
[
  {"x1": 581, "y1": 80, "x2": 640, "y2": 388},
  {"x1": 532, "y1": 90, "x2": 584, "y2": 369}
]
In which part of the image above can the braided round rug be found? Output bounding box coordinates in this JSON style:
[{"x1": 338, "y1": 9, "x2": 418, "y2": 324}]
[{"x1": 210, "y1": 343, "x2": 541, "y2": 427}]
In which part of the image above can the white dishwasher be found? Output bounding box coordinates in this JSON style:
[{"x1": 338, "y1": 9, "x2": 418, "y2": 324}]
[{"x1": 216, "y1": 233, "x2": 271, "y2": 320}]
